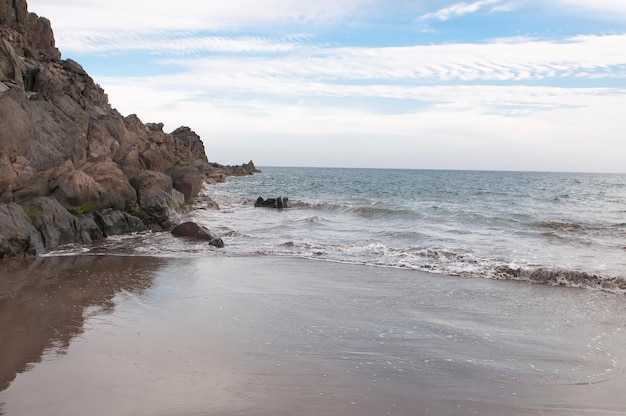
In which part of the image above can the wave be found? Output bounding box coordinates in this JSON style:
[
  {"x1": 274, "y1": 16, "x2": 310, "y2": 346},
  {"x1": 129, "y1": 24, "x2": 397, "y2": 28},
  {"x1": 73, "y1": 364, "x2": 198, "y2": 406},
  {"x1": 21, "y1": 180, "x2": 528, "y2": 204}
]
[
  {"x1": 531, "y1": 220, "x2": 595, "y2": 232},
  {"x1": 44, "y1": 234, "x2": 626, "y2": 295},
  {"x1": 289, "y1": 200, "x2": 421, "y2": 219},
  {"x1": 492, "y1": 266, "x2": 626, "y2": 294}
]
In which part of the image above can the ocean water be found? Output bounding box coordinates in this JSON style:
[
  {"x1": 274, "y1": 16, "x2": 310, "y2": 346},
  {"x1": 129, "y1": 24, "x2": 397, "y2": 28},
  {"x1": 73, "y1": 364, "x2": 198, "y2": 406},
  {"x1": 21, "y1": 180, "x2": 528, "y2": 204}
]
[
  {"x1": 5, "y1": 168, "x2": 626, "y2": 415},
  {"x1": 61, "y1": 167, "x2": 626, "y2": 292}
]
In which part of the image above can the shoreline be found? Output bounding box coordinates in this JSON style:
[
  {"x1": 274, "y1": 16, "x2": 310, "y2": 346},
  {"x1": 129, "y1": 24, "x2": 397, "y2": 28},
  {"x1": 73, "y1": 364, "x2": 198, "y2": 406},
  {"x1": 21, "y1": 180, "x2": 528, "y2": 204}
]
[{"x1": 2, "y1": 255, "x2": 626, "y2": 415}]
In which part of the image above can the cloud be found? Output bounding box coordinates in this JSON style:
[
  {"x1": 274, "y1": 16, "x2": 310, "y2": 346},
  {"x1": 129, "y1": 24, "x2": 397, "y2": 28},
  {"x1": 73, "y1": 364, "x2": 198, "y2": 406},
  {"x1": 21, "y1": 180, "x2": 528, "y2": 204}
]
[
  {"x1": 156, "y1": 34, "x2": 626, "y2": 87},
  {"x1": 60, "y1": 32, "x2": 309, "y2": 55},
  {"x1": 418, "y1": 0, "x2": 506, "y2": 21},
  {"x1": 29, "y1": 0, "x2": 378, "y2": 32},
  {"x1": 552, "y1": 0, "x2": 626, "y2": 17}
]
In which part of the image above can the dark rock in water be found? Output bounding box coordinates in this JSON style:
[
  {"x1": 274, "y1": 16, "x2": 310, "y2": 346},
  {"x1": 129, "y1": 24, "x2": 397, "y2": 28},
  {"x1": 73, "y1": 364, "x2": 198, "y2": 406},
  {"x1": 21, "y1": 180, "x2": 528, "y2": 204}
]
[
  {"x1": 255, "y1": 196, "x2": 289, "y2": 209},
  {"x1": 171, "y1": 221, "x2": 224, "y2": 248}
]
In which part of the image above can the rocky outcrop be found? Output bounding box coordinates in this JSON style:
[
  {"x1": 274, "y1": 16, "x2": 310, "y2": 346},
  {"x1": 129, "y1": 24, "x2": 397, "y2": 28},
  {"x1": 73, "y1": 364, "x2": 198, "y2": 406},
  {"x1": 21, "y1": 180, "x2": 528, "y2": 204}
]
[{"x1": 0, "y1": 0, "x2": 258, "y2": 257}]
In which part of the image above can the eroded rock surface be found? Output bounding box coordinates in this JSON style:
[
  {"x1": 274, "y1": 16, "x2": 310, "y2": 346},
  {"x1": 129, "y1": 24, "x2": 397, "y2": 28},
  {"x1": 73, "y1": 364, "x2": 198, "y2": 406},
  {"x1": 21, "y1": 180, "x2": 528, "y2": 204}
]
[{"x1": 0, "y1": 0, "x2": 258, "y2": 256}]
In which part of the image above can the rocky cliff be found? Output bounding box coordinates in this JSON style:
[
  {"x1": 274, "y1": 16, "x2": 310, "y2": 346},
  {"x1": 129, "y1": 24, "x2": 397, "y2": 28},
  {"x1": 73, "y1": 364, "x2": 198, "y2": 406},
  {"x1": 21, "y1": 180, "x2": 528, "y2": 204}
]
[{"x1": 0, "y1": 0, "x2": 258, "y2": 257}]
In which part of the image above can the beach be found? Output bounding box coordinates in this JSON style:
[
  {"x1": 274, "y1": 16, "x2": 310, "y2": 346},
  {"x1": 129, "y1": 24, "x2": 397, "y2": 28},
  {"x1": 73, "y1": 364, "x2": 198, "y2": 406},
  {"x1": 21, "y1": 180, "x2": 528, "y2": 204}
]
[{"x1": 2, "y1": 254, "x2": 625, "y2": 415}]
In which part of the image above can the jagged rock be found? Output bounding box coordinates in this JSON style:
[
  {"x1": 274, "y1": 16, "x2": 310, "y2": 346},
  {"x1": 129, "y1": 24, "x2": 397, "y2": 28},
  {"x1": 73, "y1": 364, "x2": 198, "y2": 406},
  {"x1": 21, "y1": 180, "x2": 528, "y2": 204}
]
[
  {"x1": 20, "y1": 196, "x2": 82, "y2": 249},
  {"x1": 255, "y1": 196, "x2": 289, "y2": 209},
  {"x1": 47, "y1": 160, "x2": 101, "y2": 213},
  {"x1": 80, "y1": 158, "x2": 137, "y2": 210},
  {"x1": 171, "y1": 126, "x2": 209, "y2": 165},
  {"x1": 129, "y1": 170, "x2": 172, "y2": 207},
  {"x1": 0, "y1": 0, "x2": 258, "y2": 256},
  {"x1": 166, "y1": 165, "x2": 202, "y2": 203},
  {"x1": 128, "y1": 170, "x2": 185, "y2": 230},
  {"x1": 171, "y1": 221, "x2": 224, "y2": 248},
  {"x1": 0, "y1": 202, "x2": 44, "y2": 257},
  {"x1": 0, "y1": 153, "x2": 16, "y2": 202},
  {"x1": 73, "y1": 213, "x2": 104, "y2": 243},
  {"x1": 94, "y1": 209, "x2": 145, "y2": 237}
]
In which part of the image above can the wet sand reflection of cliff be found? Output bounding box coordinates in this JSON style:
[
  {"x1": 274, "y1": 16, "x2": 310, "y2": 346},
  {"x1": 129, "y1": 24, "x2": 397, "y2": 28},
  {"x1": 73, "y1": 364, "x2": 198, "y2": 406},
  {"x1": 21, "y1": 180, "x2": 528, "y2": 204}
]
[{"x1": 0, "y1": 255, "x2": 165, "y2": 393}]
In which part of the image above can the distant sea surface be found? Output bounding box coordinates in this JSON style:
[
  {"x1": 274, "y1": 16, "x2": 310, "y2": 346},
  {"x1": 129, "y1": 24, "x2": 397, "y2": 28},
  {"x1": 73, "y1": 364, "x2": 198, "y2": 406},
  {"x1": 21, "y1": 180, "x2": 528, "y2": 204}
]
[{"x1": 62, "y1": 167, "x2": 626, "y2": 292}]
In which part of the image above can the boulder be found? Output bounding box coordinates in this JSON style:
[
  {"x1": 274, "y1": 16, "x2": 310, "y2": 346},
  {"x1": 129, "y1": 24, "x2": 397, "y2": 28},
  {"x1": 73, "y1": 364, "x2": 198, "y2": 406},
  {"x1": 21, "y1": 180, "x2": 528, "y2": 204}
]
[
  {"x1": 73, "y1": 213, "x2": 104, "y2": 243},
  {"x1": 0, "y1": 153, "x2": 16, "y2": 202},
  {"x1": 129, "y1": 170, "x2": 185, "y2": 229},
  {"x1": 20, "y1": 196, "x2": 82, "y2": 249},
  {"x1": 80, "y1": 158, "x2": 137, "y2": 210},
  {"x1": 48, "y1": 160, "x2": 101, "y2": 213},
  {"x1": 166, "y1": 165, "x2": 202, "y2": 203},
  {"x1": 255, "y1": 196, "x2": 289, "y2": 209},
  {"x1": 0, "y1": 202, "x2": 44, "y2": 257},
  {"x1": 94, "y1": 209, "x2": 145, "y2": 237},
  {"x1": 129, "y1": 170, "x2": 172, "y2": 207},
  {"x1": 171, "y1": 221, "x2": 224, "y2": 248}
]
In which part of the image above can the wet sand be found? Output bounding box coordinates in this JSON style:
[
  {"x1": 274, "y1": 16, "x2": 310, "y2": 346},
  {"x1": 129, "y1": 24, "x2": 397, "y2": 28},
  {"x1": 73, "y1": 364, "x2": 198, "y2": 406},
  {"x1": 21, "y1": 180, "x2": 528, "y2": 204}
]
[{"x1": 1, "y1": 255, "x2": 625, "y2": 415}]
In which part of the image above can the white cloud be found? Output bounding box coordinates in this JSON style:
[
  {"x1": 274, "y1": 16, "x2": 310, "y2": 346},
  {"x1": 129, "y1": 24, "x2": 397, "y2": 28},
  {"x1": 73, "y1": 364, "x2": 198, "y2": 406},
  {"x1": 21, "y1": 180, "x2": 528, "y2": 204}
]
[
  {"x1": 28, "y1": 0, "x2": 377, "y2": 32},
  {"x1": 156, "y1": 34, "x2": 626, "y2": 87},
  {"x1": 419, "y1": 0, "x2": 505, "y2": 21},
  {"x1": 60, "y1": 32, "x2": 308, "y2": 55},
  {"x1": 552, "y1": 0, "x2": 626, "y2": 17}
]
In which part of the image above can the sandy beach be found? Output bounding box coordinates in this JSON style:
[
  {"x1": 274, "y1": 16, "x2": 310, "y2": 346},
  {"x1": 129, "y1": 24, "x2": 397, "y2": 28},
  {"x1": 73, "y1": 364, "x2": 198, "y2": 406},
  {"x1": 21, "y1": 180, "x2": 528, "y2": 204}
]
[{"x1": 1, "y1": 255, "x2": 625, "y2": 416}]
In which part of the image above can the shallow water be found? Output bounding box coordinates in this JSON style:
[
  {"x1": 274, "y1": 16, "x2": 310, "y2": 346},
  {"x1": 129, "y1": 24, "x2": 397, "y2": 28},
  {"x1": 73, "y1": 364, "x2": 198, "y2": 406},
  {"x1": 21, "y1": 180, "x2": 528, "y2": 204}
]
[
  {"x1": 1, "y1": 255, "x2": 625, "y2": 415},
  {"x1": 49, "y1": 167, "x2": 626, "y2": 292}
]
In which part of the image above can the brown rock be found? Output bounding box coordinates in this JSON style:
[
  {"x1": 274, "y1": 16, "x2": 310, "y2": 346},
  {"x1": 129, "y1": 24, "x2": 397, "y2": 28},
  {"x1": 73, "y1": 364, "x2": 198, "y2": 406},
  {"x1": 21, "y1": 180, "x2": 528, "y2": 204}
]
[
  {"x1": 80, "y1": 158, "x2": 137, "y2": 209},
  {"x1": 167, "y1": 165, "x2": 202, "y2": 203},
  {"x1": 0, "y1": 202, "x2": 44, "y2": 257},
  {"x1": 171, "y1": 221, "x2": 224, "y2": 248},
  {"x1": 0, "y1": 153, "x2": 16, "y2": 202},
  {"x1": 0, "y1": 1, "x2": 257, "y2": 255},
  {"x1": 21, "y1": 197, "x2": 82, "y2": 249}
]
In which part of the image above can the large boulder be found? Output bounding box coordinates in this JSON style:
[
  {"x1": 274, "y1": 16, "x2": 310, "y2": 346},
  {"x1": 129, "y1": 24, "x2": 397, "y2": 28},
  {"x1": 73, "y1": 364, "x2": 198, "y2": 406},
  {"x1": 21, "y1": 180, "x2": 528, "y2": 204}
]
[
  {"x1": 20, "y1": 196, "x2": 82, "y2": 249},
  {"x1": 0, "y1": 202, "x2": 44, "y2": 257},
  {"x1": 80, "y1": 158, "x2": 137, "y2": 209},
  {"x1": 129, "y1": 170, "x2": 172, "y2": 207},
  {"x1": 128, "y1": 170, "x2": 185, "y2": 230},
  {"x1": 48, "y1": 160, "x2": 101, "y2": 213},
  {"x1": 166, "y1": 165, "x2": 202, "y2": 203},
  {"x1": 94, "y1": 209, "x2": 145, "y2": 237},
  {"x1": 171, "y1": 221, "x2": 224, "y2": 248}
]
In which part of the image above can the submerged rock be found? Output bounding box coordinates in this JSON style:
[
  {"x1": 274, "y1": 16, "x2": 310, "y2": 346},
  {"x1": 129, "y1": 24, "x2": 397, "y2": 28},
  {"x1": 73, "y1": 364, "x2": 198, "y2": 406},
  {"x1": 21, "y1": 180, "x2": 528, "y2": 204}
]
[
  {"x1": 254, "y1": 196, "x2": 289, "y2": 209},
  {"x1": 171, "y1": 221, "x2": 224, "y2": 248}
]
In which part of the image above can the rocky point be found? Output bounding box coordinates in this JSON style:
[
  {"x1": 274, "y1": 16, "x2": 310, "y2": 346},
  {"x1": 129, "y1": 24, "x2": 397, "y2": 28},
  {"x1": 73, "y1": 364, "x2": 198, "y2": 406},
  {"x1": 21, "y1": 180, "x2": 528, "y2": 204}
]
[{"x1": 0, "y1": 0, "x2": 259, "y2": 257}]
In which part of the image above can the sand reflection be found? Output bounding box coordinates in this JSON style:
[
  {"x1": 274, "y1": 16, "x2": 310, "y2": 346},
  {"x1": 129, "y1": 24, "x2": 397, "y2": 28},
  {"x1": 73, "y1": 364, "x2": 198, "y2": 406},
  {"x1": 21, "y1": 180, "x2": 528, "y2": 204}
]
[{"x1": 0, "y1": 255, "x2": 163, "y2": 392}]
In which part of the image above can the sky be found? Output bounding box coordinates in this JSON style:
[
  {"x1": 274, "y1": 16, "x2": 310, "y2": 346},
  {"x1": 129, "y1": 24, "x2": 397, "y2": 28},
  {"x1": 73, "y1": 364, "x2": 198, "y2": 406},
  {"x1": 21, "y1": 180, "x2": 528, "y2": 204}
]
[{"x1": 26, "y1": 0, "x2": 626, "y2": 172}]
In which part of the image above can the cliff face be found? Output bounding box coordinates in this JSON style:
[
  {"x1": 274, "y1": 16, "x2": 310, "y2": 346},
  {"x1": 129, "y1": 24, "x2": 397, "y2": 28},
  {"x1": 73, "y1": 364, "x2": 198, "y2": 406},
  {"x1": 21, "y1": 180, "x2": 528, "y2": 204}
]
[{"x1": 0, "y1": 0, "x2": 258, "y2": 257}]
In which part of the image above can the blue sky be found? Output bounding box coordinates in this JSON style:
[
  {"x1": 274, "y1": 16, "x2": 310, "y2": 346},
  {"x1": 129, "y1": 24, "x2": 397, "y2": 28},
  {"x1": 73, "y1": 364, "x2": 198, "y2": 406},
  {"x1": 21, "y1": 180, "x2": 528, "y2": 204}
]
[{"x1": 28, "y1": 0, "x2": 626, "y2": 172}]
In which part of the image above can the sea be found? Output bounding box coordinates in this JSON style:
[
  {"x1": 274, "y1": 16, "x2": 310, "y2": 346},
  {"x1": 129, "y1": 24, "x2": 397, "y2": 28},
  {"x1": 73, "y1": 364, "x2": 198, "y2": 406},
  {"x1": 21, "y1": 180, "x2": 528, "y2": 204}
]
[
  {"x1": 72, "y1": 167, "x2": 626, "y2": 293},
  {"x1": 4, "y1": 167, "x2": 626, "y2": 415}
]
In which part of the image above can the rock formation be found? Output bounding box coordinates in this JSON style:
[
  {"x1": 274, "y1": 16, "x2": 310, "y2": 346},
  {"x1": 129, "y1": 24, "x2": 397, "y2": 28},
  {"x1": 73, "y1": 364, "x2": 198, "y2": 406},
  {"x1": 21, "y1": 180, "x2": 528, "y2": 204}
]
[
  {"x1": 0, "y1": 0, "x2": 259, "y2": 257},
  {"x1": 171, "y1": 221, "x2": 224, "y2": 248},
  {"x1": 255, "y1": 196, "x2": 289, "y2": 209}
]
